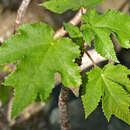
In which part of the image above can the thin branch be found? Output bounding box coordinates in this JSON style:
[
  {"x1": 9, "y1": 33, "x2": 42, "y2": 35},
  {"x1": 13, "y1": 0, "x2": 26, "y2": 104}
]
[
  {"x1": 53, "y1": 8, "x2": 97, "y2": 68},
  {"x1": 58, "y1": 86, "x2": 71, "y2": 130},
  {"x1": 118, "y1": 0, "x2": 130, "y2": 11},
  {"x1": 54, "y1": 8, "x2": 86, "y2": 40},
  {"x1": 7, "y1": 0, "x2": 31, "y2": 70},
  {"x1": 14, "y1": 0, "x2": 31, "y2": 33},
  {"x1": 83, "y1": 48, "x2": 97, "y2": 67},
  {"x1": 6, "y1": 0, "x2": 31, "y2": 73}
]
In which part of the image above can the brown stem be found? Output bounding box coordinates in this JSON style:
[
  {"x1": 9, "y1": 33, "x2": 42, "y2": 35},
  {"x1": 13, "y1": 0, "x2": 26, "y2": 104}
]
[
  {"x1": 7, "y1": 0, "x2": 31, "y2": 69},
  {"x1": 84, "y1": 49, "x2": 97, "y2": 67},
  {"x1": 14, "y1": 0, "x2": 31, "y2": 33},
  {"x1": 58, "y1": 86, "x2": 71, "y2": 130},
  {"x1": 55, "y1": 8, "x2": 86, "y2": 130},
  {"x1": 118, "y1": 0, "x2": 130, "y2": 11},
  {"x1": 54, "y1": 8, "x2": 86, "y2": 40},
  {"x1": 83, "y1": 43, "x2": 97, "y2": 67}
]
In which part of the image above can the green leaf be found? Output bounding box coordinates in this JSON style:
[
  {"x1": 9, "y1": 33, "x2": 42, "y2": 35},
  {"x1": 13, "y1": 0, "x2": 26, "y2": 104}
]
[
  {"x1": 82, "y1": 64, "x2": 130, "y2": 124},
  {"x1": 64, "y1": 23, "x2": 82, "y2": 38},
  {"x1": 102, "y1": 64, "x2": 130, "y2": 124},
  {"x1": 64, "y1": 23, "x2": 84, "y2": 47},
  {"x1": 0, "y1": 85, "x2": 10, "y2": 105},
  {"x1": 82, "y1": 67, "x2": 102, "y2": 118},
  {"x1": 94, "y1": 28, "x2": 118, "y2": 62},
  {"x1": 43, "y1": 0, "x2": 104, "y2": 14},
  {"x1": 80, "y1": 25, "x2": 94, "y2": 46},
  {"x1": 103, "y1": 64, "x2": 130, "y2": 93},
  {"x1": 0, "y1": 22, "x2": 81, "y2": 119},
  {"x1": 81, "y1": 10, "x2": 130, "y2": 62}
]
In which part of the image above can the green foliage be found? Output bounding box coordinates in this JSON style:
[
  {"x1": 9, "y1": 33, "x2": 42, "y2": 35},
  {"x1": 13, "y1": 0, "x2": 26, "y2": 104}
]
[
  {"x1": 64, "y1": 23, "x2": 82, "y2": 38},
  {"x1": 64, "y1": 23, "x2": 84, "y2": 47},
  {"x1": 0, "y1": 85, "x2": 10, "y2": 105},
  {"x1": 82, "y1": 64, "x2": 130, "y2": 124},
  {"x1": 82, "y1": 67, "x2": 102, "y2": 118},
  {"x1": 81, "y1": 10, "x2": 130, "y2": 62},
  {"x1": 81, "y1": 28, "x2": 94, "y2": 46},
  {"x1": 0, "y1": 22, "x2": 81, "y2": 119},
  {"x1": 43, "y1": 0, "x2": 104, "y2": 14},
  {"x1": 0, "y1": 0, "x2": 129, "y2": 126}
]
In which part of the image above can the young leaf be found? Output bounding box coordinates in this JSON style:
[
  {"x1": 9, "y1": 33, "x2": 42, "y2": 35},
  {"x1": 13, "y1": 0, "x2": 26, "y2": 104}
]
[
  {"x1": 81, "y1": 10, "x2": 130, "y2": 62},
  {"x1": 64, "y1": 23, "x2": 82, "y2": 38},
  {"x1": 0, "y1": 22, "x2": 81, "y2": 119},
  {"x1": 82, "y1": 64, "x2": 130, "y2": 124},
  {"x1": 43, "y1": 0, "x2": 104, "y2": 14},
  {"x1": 82, "y1": 28, "x2": 94, "y2": 46}
]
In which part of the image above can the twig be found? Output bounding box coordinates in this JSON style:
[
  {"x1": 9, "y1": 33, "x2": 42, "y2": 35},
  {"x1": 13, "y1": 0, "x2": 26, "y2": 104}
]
[
  {"x1": 58, "y1": 86, "x2": 71, "y2": 130},
  {"x1": 118, "y1": 0, "x2": 130, "y2": 11},
  {"x1": 14, "y1": 0, "x2": 31, "y2": 33},
  {"x1": 6, "y1": 0, "x2": 31, "y2": 70},
  {"x1": 5, "y1": 0, "x2": 31, "y2": 71},
  {"x1": 54, "y1": 8, "x2": 86, "y2": 40},
  {"x1": 83, "y1": 42, "x2": 97, "y2": 68},
  {"x1": 84, "y1": 49, "x2": 97, "y2": 67},
  {"x1": 54, "y1": 7, "x2": 97, "y2": 68}
]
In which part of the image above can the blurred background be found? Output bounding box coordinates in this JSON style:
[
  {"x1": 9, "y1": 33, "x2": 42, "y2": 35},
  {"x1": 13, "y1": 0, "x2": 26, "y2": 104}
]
[{"x1": 0, "y1": 0, "x2": 130, "y2": 130}]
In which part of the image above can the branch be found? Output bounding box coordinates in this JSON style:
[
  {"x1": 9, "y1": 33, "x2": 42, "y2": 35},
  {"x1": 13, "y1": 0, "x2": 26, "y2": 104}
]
[
  {"x1": 118, "y1": 0, "x2": 130, "y2": 11},
  {"x1": 83, "y1": 43, "x2": 97, "y2": 67},
  {"x1": 14, "y1": 0, "x2": 31, "y2": 33},
  {"x1": 81, "y1": 49, "x2": 106, "y2": 71},
  {"x1": 83, "y1": 49, "x2": 97, "y2": 67},
  {"x1": 58, "y1": 86, "x2": 71, "y2": 130},
  {"x1": 54, "y1": 8, "x2": 86, "y2": 130},
  {"x1": 6, "y1": 0, "x2": 32, "y2": 71},
  {"x1": 54, "y1": 8, "x2": 86, "y2": 40},
  {"x1": 53, "y1": 8, "x2": 97, "y2": 68}
]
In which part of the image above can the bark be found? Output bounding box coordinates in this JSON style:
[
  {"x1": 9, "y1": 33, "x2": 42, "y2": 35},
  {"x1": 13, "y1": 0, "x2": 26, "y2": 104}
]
[{"x1": 58, "y1": 86, "x2": 71, "y2": 130}]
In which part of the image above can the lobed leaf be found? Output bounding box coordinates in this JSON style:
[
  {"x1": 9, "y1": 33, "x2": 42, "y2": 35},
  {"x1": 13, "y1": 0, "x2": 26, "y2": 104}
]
[
  {"x1": 43, "y1": 0, "x2": 104, "y2": 14},
  {"x1": 102, "y1": 64, "x2": 130, "y2": 124},
  {"x1": 82, "y1": 28, "x2": 94, "y2": 46},
  {"x1": 64, "y1": 23, "x2": 82, "y2": 38},
  {"x1": 0, "y1": 22, "x2": 81, "y2": 119},
  {"x1": 82, "y1": 64, "x2": 130, "y2": 124},
  {"x1": 81, "y1": 10, "x2": 130, "y2": 62},
  {"x1": 82, "y1": 67, "x2": 102, "y2": 118}
]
